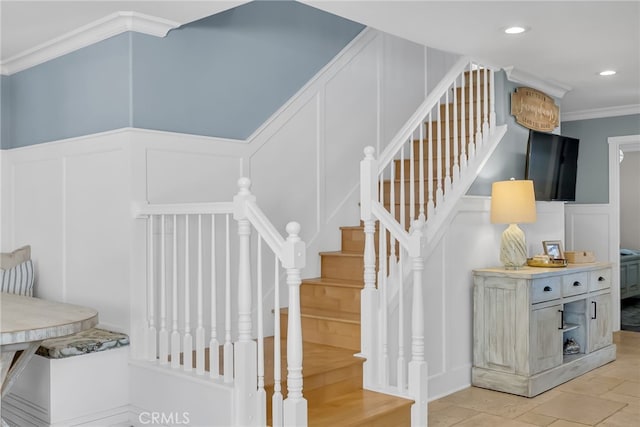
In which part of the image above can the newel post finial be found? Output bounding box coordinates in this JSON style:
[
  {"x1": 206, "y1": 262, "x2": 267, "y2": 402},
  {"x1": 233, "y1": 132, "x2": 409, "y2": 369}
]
[
  {"x1": 360, "y1": 146, "x2": 377, "y2": 222},
  {"x1": 237, "y1": 177, "x2": 251, "y2": 195}
]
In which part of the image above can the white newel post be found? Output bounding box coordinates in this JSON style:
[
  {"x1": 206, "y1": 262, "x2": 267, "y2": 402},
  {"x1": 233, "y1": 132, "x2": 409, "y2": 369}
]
[
  {"x1": 408, "y1": 221, "x2": 428, "y2": 426},
  {"x1": 360, "y1": 146, "x2": 379, "y2": 388},
  {"x1": 233, "y1": 178, "x2": 258, "y2": 426},
  {"x1": 282, "y1": 222, "x2": 307, "y2": 427}
]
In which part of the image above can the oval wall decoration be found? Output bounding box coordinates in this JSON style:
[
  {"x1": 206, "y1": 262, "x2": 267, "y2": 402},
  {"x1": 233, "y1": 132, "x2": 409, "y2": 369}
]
[{"x1": 510, "y1": 87, "x2": 560, "y2": 132}]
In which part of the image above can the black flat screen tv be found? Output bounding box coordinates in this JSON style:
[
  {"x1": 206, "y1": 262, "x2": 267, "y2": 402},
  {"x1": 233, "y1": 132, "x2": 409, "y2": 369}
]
[{"x1": 525, "y1": 130, "x2": 580, "y2": 201}]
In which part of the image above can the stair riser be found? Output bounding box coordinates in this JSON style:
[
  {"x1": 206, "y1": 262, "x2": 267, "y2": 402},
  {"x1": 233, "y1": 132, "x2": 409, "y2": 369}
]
[
  {"x1": 341, "y1": 227, "x2": 398, "y2": 255},
  {"x1": 321, "y1": 254, "x2": 369, "y2": 282},
  {"x1": 440, "y1": 102, "x2": 490, "y2": 119},
  {"x1": 464, "y1": 70, "x2": 490, "y2": 85},
  {"x1": 382, "y1": 180, "x2": 438, "y2": 202},
  {"x1": 394, "y1": 158, "x2": 461, "y2": 180},
  {"x1": 281, "y1": 314, "x2": 360, "y2": 351},
  {"x1": 301, "y1": 283, "x2": 361, "y2": 314},
  {"x1": 453, "y1": 85, "x2": 489, "y2": 101}
]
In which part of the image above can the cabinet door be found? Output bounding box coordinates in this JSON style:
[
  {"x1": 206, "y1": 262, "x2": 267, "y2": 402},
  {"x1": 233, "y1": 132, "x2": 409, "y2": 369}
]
[
  {"x1": 531, "y1": 305, "x2": 563, "y2": 374},
  {"x1": 588, "y1": 293, "x2": 613, "y2": 352}
]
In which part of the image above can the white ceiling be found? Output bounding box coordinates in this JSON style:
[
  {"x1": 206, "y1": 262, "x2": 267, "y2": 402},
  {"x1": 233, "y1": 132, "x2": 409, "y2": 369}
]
[{"x1": 2, "y1": 0, "x2": 639, "y2": 119}]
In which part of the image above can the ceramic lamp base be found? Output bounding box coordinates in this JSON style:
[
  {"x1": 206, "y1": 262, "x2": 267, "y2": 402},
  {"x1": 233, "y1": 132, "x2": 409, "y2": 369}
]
[{"x1": 500, "y1": 223, "x2": 527, "y2": 269}]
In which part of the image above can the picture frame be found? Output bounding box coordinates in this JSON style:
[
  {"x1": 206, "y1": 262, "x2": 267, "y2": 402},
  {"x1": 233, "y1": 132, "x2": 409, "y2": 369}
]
[{"x1": 543, "y1": 240, "x2": 564, "y2": 260}]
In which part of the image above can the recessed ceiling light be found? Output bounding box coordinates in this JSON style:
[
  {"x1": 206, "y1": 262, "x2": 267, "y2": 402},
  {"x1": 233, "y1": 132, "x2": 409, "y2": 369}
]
[
  {"x1": 599, "y1": 70, "x2": 616, "y2": 76},
  {"x1": 504, "y1": 26, "x2": 527, "y2": 34}
]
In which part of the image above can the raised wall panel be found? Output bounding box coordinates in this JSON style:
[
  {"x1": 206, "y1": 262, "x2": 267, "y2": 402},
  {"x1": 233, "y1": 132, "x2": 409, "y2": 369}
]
[
  {"x1": 250, "y1": 95, "x2": 320, "y2": 239},
  {"x1": 324, "y1": 38, "x2": 378, "y2": 219},
  {"x1": 12, "y1": 158, "x2": 64, "y2": 301},
  {"x1": 381, "y1": 34, "x2": 426, "y2": 146},
  {"x1": 65, "y1": 149, "x2": 130, "y2": 331},
  {"x1": 146, "y1": 149, "x2": 241, "y2": 204}
]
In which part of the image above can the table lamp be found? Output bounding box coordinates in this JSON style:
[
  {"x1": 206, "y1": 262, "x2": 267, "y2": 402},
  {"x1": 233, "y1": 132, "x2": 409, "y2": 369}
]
[{"x1": 490, "y1": 179, "x2": 537, "y2": 269}]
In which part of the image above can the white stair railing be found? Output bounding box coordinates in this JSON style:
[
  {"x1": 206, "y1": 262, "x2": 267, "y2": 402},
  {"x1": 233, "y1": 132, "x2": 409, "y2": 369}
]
[
  {"x1": 360, "y1": 58, "x2": 505, "y2": 426},
  {"x1": 134, "y1": 178, "x2": 307, "y2": 427}
]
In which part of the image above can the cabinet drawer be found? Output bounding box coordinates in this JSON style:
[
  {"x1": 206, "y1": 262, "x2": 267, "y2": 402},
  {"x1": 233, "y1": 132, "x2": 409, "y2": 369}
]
[
  {"x1": 562, "y1": 272, "x2": 588, "y2": 297},
  {"x1": 590, "y1": 268, "x2": 612, "y2": 291},
  {"x1": 532, "y1": 277, "x2": 561, "y2": 303}
]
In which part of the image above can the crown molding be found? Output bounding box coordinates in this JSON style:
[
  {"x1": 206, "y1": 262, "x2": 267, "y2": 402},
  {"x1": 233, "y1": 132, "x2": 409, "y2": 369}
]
[
  {"x1": 0, "y1": 11, "x2": 180, "y2": 75},
  {"x1": 503, "y1": 66, "x2": 572, "y2": 99},
  {"x1": 561, "y1": 104, "x2": 640, "y2": 122}
]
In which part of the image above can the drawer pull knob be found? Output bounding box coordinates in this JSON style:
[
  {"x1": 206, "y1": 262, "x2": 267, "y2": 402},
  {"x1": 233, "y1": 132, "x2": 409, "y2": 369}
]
[
  {"x1": 598, "y1": 276, "x2": 606, "y2": 282},
  {"x1": 573, "y1": 281, "x2": 581, "y2": 287},
  {"x1": 543, "y1": 286, "x2": 552, "y2": 292}
]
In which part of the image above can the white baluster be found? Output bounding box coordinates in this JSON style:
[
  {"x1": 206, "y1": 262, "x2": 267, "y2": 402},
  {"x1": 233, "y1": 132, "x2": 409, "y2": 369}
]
[
  {"x1": 397, "y1": 252, "x2": 405, "y2": 391},
  {"x1": 171, "y1": 214, "x2": 180, "y2": 369},
  {"x1": 483, "y1": 66, "x2": 489, "y2": 142},
  {"x1": 452, "y1": 81, "x2": 460, "y2": 181},
  {"x1": 272, "y1": 258, "x2": 283, "y2": 427},
  {"x1": 209, "y1": 214, "x2": 219, "y2": 379},
  {"x1": 427, "y1": 111, "x2": 435, "y2": 217},
  {"x1": 399, "y1": 147, "x2": 406, "y2": 229},
  {"x1": 418, "y1": 120, "x2": 425, "y2": 222},
  {"x1": 379, "y1": 223, "x2": 389, "y2": 387},
  {"x1": 224, "y1": 214, "x2": 233, "y2": 383},
  {"x1": 489, "y1": 68, "x2": 496, "y2": 132},
  {"x1": 444, "y1": 88, "x2": 452, "y2": 193},
  {"x1": 237, "y1": 218, "x2": 252, "y2": 342},
  {"x1": 147, "y1": 216, "x2": 157, "y2": 361},
  {"x1": 436, "y1": 103, "x2": 444, "y2": 207},
  {"x1": 256, "y1": 236, "x2": 266, "y2": 426},
  {"x1": 460, "y1": 72, "x2": 468, "y2": 170},
  {"x1": 409, "y1": 136, "x2": 415, "y2": 222},
  {"x1": 196, "y1": 214, "x2": 205, "y2": 375},
  {"x1": 159, "y1": 215, "x2": 168, "y2": 365},
  {"x1": 283, "y1": 222, "x2": 308, "y2": 427},
  {"x1": 475, "y1": 64, "x2": 482, "y2": 149},
  {"x1": 468, "y1": 62, "x2": 476, "y2": 161},
  {"x1": 183, "y1": 215, "x2": 193, "y2": 372}
]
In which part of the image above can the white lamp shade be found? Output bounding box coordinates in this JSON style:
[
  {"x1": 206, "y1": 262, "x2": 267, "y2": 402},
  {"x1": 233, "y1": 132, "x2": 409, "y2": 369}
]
[{"x1": 490, "y1": 180, "x2": 537, "y2": 224}]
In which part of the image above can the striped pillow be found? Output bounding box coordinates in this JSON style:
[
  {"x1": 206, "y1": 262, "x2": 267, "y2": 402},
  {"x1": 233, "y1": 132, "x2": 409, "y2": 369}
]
[{"x1": 1, "y1": 259, "x2": 35, "y2": 296}]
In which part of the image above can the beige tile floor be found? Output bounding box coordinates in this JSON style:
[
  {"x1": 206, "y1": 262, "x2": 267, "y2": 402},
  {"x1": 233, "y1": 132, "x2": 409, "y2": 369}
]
[{"x1": 428, "y1": 331, "x2": 640, "y2": 427}]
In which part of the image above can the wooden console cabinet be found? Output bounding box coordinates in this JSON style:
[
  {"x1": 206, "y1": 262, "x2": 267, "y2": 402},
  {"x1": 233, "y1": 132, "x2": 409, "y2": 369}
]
[{"x1": 472, "y1": 263, "x2": 616, "y2": 397}]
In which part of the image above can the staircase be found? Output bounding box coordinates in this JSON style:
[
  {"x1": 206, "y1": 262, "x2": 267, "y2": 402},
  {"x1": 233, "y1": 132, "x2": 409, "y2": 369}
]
[
  {"x1": 270, "y1": 60, "x2": 505, "y2": 426},
  {"x1": 277, "y1": 226, "x2": 414, "y2": 426}
]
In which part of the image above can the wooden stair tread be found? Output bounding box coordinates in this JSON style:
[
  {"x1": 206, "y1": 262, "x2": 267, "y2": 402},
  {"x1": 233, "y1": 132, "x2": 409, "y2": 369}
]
[
  {"x1": 283, "y1": 307, "x2": 361, "y2": 324},
  {"x1": 263, "y1": 338, "x2": 362, "y2": 386},
  {"x1": 307, "y1": 389, "x2": 413, "y2": 427},
  {"x1": 319, "y1": 250, "x2": 365, "y2": 258},
  {"x1": 303, "y1": 277, "x2": 363, "y2": 289}
]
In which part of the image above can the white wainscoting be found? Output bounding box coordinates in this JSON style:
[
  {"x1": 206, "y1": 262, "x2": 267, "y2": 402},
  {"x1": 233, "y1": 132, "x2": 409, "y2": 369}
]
[
  {"x1": 1, "y1": 27, "x2": 464, "y2": 406},
  {"x1": 426, "y1": 196, "x2": 566, "y2": 399},
  {"x1": 565, "y1": 203, "x2": 618, "y2": 331}
]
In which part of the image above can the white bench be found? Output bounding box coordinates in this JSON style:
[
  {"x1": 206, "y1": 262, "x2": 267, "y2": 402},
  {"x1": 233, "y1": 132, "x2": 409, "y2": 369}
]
[{"x1": 2, "y1": 328, "x2": 130, "y2": 427}]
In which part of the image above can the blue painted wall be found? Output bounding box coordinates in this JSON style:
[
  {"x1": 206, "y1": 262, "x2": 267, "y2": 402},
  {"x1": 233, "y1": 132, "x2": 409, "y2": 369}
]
[
  {"x1": 3, "y1": 34, "x2": 132, "y2": 149},
  {"x1": 562, "y1": 114, "x2": 640, "y2": 203},
  {"x1": 131, "y1": 1, "x2": 364, "y2": 139},
  {"x1": 1, "y1": 75, "x2": 9, "y2": 147},
  {"x1": 0, "y1": 0, "x2": 363, "y2": 149},
  {"x1": 468, "y1": 74, "x2": 536, "y2": 195}
]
